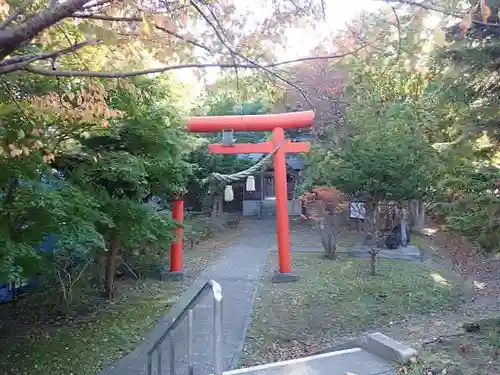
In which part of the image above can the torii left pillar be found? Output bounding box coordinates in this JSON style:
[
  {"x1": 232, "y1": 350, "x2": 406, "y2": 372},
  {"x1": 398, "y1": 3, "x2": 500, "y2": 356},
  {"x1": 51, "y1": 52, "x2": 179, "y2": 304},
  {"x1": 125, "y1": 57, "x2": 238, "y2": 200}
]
[
  {"x1": 162, "y1": 197, "x2": 185, "y2": 281},
  {"x1": 187, "y1": 110, "x2": 314, "y2": 282}
]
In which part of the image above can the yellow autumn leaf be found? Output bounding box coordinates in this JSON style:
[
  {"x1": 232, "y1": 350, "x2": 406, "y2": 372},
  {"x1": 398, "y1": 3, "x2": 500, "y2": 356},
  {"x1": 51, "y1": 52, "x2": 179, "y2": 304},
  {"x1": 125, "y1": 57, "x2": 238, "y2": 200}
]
[
  {"x1": 94, "y1": 83, "x2": 105, "y2": 94},
  {"x1": 94, "y1": 26, "x2": 118, "y2": 44},
  {"x1": 404, "y1": 59, "x2": 412, "y2": 72},
  {"x1": 43, "y1": 154, "x2": 54, "y2": 163},
  {"x1": 481, "y1": 4, "x2": 492, "y2": 21},
  {"x1": 140, "y1": 14, "x2": 153, "y2": 36},
  {"x1": 10, "y1": 149, "x2": 22, "y2": 158},
  {"x1": 32, "y1": 140, "x2": 43, "y2": 149},
  {"x1": 421, "y1": 41, "x2": 434, "y2": 54},
  {"x1": 357, "y1": 48, "x2": 368, "y2": 60},
  {"x1": 0, "y1": 1, "x2": 10, "y2": 17},
  {"x1": 433, "y1": 28, "x2": 446, "y2": 47},
  {"x1": 152, "y1": 13, "x2": 175, "y2": 30},
  {"x1": 459, "y1": 11, "x2": 473, "y2": 34}
]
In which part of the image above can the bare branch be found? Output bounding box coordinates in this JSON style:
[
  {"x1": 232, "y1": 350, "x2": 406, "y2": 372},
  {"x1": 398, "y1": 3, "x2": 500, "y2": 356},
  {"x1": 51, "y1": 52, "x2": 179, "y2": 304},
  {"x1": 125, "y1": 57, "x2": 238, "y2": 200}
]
[
  {"x1": 390, "y1": 6, "x2": 402, "y2": 61},
  {"x1": 1, "y1": 39, "x2": 99, "y2": 66},
  {"x1": 0, "y1": 79, "x2": 36, "y2": 128},
  {"x1": 199, "y1": 2, "x2": 240, "y2": 95},
  {"x1": 72, "y1": 13, "x2": 213, "y2": 52},
  {"x1": 82, "y1": 0, "x2": 112, "y2": 9},
  {"x1": 0, "y1": 0, "x2": 89, "y2": 60},
  {"x1": 287, "y1": 0, "x2": 308, "y2": 15},
  {"x1": 388, "y1": 0, "x2": 500, "y2": 28},
  {"x1": 0, "y1": 40, "x2": 100, "y2": 74},
  {"x1": 22, "y1": 50, "x2": 364, "y2": 77},
  {"x1": 54, "y1": 24, "x2": 93, "y2": 72},
  {"x1": 0, "y1": 0, "x2": 34, "y2": 30},
  {"x1": 189, "y1": 0, "x2": 314, "y2": 108},
  {"x1": 23, "y1": 62, "x2": 254, "y2": 77},
  {"x1": 386, "y1": 0, "x2": 462, "y2": 17},
  {"x1": 268, "y1": 45, "x2": 369, "y2": 68}
]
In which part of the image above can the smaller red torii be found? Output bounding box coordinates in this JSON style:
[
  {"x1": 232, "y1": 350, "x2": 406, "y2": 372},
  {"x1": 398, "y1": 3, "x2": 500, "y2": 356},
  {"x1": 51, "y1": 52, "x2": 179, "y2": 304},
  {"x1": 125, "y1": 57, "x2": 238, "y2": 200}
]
[{"x1": 186, "y1": 110, "x2": 314, "y2": 281}]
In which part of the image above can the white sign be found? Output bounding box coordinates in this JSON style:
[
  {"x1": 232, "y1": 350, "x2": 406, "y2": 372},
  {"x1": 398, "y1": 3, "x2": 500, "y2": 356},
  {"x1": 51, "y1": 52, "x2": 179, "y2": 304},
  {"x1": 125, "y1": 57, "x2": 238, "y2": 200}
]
[{"x1": 349, "y1": 202, "x2": 366, "y2": 219}]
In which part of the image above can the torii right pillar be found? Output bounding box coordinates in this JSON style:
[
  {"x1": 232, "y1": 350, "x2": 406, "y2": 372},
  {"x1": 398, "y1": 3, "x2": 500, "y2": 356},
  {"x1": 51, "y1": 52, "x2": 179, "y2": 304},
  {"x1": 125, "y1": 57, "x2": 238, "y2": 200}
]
[{"x1": 187, "y1": 110, "x2": 314, "y2": 282}]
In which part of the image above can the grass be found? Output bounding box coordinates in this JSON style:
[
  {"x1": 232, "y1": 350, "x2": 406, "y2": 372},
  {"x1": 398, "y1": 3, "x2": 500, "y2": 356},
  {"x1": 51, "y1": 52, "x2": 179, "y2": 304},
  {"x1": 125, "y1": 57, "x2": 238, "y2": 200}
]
[
  {"x1": 240, "y1": 252, "x2": 465, "y2": 366},
  {"x1": 0, "y1": 222, "x2": 248, "y2": 375},
  {"x1": 0, "y1": 280, "x2": 183, "y2": 375}
]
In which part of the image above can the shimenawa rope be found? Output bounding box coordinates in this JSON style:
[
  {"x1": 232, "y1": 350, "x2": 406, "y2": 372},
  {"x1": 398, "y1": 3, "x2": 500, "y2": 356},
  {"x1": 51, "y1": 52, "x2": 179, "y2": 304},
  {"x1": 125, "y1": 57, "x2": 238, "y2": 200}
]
[{"x1": 202, "y1": 141, "x2": 284, "y2": 184}]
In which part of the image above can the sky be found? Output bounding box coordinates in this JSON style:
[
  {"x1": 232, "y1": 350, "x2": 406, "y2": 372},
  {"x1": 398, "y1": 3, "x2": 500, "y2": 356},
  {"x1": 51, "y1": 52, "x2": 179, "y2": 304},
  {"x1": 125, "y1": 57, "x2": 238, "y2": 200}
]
[
  {"x1": 278, "y1": 0, "x2": 385, "y2": 60},
  {"x1": 166, "y1": 0, "x2": 449, "y2": 111},
  {"x1": 175, "y1": 0, "x2": 387, "y2": 93}
]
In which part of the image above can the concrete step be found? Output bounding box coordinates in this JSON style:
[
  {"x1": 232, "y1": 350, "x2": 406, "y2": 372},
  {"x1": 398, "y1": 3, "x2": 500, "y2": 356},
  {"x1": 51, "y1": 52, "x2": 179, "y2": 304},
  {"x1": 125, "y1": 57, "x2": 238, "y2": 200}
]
[
  {"x1": 260, "y1": 201, "x2": 276, "y2": 218},
  {"x1": 260, "y1": 209, "x2": 275, "y2": 216},
  {"x1": 226, "y1": 332, "x2": 417, "y2": 375},
  {"x1": 261, "y1": 207, "x2": 276, "y2": 212},
  {"x1": 260, "y1": 213, "x2": 275, "y2": 219},
  {"x1": 261, "y1": 200, "x2": 276, "y2": 208},
  {"x1": 225, "y1": 348, "x2": 396, "y2": 375}
]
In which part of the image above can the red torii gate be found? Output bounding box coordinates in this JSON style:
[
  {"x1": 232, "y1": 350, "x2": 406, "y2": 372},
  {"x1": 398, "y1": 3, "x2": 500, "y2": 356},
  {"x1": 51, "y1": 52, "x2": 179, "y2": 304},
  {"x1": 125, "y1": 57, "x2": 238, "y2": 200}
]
[{"x1": 186, "y1": 110, "x2": 314, "y2": 281}]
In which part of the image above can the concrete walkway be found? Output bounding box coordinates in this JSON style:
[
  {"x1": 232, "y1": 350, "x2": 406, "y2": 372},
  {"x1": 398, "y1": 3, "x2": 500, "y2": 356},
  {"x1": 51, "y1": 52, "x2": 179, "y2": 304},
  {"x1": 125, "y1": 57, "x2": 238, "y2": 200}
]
[{"x1": 99, "y1": 220, "x2": 276, "y2": 375}]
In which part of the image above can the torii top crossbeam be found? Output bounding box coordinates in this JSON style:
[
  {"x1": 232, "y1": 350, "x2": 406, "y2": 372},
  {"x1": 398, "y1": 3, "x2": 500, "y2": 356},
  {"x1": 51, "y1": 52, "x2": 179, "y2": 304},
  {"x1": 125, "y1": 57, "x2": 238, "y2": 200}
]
[
  {"x1": 186, "y1": 110, "x2": 315, "y2": 281},
  {"x1": 186, "y1": 110, "x2": 314, "y2": 132}
]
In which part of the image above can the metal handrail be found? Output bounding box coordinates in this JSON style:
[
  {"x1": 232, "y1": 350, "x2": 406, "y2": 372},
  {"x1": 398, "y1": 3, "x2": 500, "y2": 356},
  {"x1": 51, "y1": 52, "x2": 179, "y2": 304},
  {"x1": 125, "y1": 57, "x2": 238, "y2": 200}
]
[{"x1": 147, "y1": 279, "x2": 223, "y2": 375}]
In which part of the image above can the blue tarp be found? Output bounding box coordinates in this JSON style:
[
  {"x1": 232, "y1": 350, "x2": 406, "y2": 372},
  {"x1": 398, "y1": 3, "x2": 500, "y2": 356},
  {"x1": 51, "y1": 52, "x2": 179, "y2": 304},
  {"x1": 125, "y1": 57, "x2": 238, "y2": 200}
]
[
  {"x1": 0, "y1": 233, "x2": 58, "y2": 303},
  {"x1": 0, "y1": 234, "x2": 57, "y2": 304},
  {"x1": 0, "y1": 173, "x2": 162, "y2": 303},
  {"x1": 0, "y1": 177, "x2": 59, "y2": 304}
]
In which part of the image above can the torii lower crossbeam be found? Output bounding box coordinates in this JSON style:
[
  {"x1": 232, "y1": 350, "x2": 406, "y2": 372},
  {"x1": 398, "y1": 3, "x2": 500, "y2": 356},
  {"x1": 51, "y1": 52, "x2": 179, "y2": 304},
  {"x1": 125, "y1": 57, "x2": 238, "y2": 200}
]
[{"x1": 187, "y1": 111, "x2": 314, "y2": 282}]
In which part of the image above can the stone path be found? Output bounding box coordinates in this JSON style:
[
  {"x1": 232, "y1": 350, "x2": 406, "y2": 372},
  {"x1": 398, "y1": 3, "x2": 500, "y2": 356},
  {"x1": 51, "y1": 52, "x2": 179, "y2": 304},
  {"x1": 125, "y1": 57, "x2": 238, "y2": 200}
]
[{"x1": 98, "y1": 220, "x2": 276, "y2": 375}]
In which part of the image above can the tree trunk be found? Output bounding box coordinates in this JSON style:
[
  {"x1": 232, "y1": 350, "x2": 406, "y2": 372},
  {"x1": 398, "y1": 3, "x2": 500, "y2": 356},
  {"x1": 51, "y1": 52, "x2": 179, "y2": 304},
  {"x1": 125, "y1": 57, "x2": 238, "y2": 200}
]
[
  {"x1": 417, "y1": 200, "x2": 425, "y2": 233},
  {"x1": 211, "y1": 194, "x2": 223, "y2": 217},
  {"x1": 409, "y1": 200, "x2": 416, "y2": 229},
  {"x1": 0, "y1": 0, "x2": 90, "y2": 61},
  {"x1": 364, "y1": 199, "x2": 380, "y2": 275},
  {"x1": 318, "y1": 213, "x2": 340, "y2": 259},
  {"x1": 322, "y1": 230, "x2": 336, "y2": 259},
  {"x1": 369, "y1": 250, "x2": 377, "y2": 276},
  {"x1": 364, "y1": 199, "x2": 378, "y2": 247},
  {"x1": 409, "y1": 200, "x2": 425, "y2": 233},
  {"x1": 104, "y1": 236, "x2": 118, "y2": 299},
  {"x1": 400, "y1": 201, "x2": 408, "y2": 247}
]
